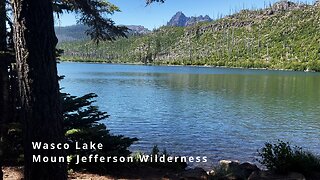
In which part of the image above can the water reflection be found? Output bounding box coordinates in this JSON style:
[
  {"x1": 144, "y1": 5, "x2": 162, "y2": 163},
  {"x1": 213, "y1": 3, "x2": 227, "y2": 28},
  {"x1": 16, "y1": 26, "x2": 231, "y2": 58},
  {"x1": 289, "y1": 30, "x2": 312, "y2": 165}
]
[{"x1": 59, "y1": 63, "x2": 320, "y2": 168}]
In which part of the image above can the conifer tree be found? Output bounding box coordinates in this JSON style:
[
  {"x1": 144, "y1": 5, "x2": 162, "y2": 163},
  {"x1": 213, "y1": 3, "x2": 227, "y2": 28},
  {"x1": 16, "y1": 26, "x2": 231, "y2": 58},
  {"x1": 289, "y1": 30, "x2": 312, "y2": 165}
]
[
  {"x1": 62, "y1": 92, "x2": 138, "y2": 171},
  {"x1": 2, "y1": 0, "x2": 164, "y2": 178}
]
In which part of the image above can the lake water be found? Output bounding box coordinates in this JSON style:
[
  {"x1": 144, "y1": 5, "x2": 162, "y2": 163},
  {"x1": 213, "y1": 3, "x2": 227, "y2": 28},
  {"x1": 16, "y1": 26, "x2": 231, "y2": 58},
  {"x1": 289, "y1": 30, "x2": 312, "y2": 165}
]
[{"x1": 58, "y1": 62, "x2": 320, "y2": 168}]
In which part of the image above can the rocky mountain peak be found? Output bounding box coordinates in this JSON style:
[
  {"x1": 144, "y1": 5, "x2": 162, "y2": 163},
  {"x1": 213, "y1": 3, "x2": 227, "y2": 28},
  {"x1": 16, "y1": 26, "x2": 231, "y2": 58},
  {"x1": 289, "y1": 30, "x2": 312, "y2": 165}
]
[
  {"x1": 175, "y1": 11, "x2": 186, "y2": 17},
  {"x1": 167, "y1": 11, "x2": 188, "y2": 27},
  {"x1": 167, "y1": 12, "x2": 212, "y2": 27}
]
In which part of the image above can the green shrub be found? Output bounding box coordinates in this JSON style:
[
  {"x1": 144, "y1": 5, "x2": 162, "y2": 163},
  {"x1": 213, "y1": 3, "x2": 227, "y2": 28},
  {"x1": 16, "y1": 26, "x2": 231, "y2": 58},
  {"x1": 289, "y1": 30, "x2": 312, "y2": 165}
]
[
  {"x1": 258, "y1": 140, "x2": 320, "y2": 176},
  {"x1": 258, "y1": 140, "x2": 294, "y2": 173}
]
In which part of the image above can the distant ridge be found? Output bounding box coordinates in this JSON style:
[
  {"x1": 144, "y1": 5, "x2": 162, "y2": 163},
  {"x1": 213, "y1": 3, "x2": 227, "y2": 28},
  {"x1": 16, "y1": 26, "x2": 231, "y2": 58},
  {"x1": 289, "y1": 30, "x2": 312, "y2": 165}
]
[
  {"x1": 55, "y1": 24, "x2": 151, "y2": 42},
  {"x1": 55, "y1": 24, "x2": 88, "y2": 42},
  {"x1": 167, "y1": 11, "x2": 212, "y2": 27}
]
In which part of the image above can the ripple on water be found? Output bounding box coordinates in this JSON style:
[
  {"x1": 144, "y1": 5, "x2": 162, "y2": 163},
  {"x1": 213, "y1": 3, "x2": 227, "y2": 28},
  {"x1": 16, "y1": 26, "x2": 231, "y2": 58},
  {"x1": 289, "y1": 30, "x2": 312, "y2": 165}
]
[{"x1": 59, "y1": 63, "x2": 320, "y2": 168}]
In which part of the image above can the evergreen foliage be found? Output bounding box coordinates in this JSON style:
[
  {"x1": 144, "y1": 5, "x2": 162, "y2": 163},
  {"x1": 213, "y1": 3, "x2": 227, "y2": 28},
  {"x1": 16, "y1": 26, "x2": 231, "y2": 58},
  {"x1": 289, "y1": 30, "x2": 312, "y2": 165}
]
[
  {"x1": 62, "y1": 92, "x2": 138, "y2": 172},
  {"x1": 1, "y1": 92, "x2": 138, "y2": 172},
  {"x1": 54, "y1": 0, "x2": 128, "y2": 43},
  {"x1": 258, "y1": 140, "x2": 320, "y2": 176}
]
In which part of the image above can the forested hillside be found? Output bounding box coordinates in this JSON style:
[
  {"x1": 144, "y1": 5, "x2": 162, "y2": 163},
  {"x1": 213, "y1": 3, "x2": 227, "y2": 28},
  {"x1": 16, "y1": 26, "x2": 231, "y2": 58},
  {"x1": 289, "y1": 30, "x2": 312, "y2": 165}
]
[{"x1": 58, "y1": 1, "x2": 320, "y2": 71}]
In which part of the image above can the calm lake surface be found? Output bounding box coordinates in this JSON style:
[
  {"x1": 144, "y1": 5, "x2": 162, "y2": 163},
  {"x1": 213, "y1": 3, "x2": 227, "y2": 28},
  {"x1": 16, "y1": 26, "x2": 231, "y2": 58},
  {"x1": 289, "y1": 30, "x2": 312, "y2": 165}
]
[{"x1": 58, "y1": 62, "x2": 320, "y2": 168}]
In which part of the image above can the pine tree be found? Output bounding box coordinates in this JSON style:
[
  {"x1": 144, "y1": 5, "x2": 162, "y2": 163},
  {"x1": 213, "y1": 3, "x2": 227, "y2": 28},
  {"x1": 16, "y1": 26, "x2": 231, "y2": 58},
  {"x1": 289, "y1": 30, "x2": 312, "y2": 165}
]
[
  {"x1": 62, "y1": 92, "x2": 138, "y2": 172},
  {"x1": 2, "y1": 0, "x2": 164, "y2": 178},
  {"x1": 1, "y1": 91, "x2": 138, "y2": 173}
]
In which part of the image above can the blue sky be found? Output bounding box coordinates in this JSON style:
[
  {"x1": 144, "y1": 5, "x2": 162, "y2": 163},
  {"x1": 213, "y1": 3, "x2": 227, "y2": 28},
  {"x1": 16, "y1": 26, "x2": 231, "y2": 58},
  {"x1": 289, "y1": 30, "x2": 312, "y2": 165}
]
[{"x1": 55, "y1": 0, "x2": 315, "y2": 29}]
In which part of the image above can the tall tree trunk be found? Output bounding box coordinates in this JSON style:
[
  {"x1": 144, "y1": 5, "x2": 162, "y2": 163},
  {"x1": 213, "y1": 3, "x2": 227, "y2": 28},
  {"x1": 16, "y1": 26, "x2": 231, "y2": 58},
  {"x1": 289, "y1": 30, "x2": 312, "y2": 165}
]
[
  {"x1": 0, "y1": 0, "x2": 5, "y2": 50},
  {"x1": 12, "y1": 0, "x2": 67, "y2": 179},
  {"x1": 0, "y1": 58, "x2": 8, "y2": 180},
  {"x1": 0, "y1": 0, "x2": 7, "y2": 178}
]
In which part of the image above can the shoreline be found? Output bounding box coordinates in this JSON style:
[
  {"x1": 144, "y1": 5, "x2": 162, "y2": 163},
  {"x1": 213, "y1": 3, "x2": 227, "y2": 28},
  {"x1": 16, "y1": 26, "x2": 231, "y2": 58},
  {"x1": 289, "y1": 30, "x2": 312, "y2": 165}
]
[
  {"x1": 4, "y1": 158, "x2": 317, "y2": 180},
  {"x1": 58, "y1": 59, "x2": 319, "y2": 73}
]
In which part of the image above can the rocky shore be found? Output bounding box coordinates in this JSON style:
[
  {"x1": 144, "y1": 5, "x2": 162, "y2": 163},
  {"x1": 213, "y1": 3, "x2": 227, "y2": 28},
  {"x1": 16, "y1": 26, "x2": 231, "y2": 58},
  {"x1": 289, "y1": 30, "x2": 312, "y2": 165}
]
[{"x1": 4, "y1": 160, "x2": 320, "y2": 180}]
